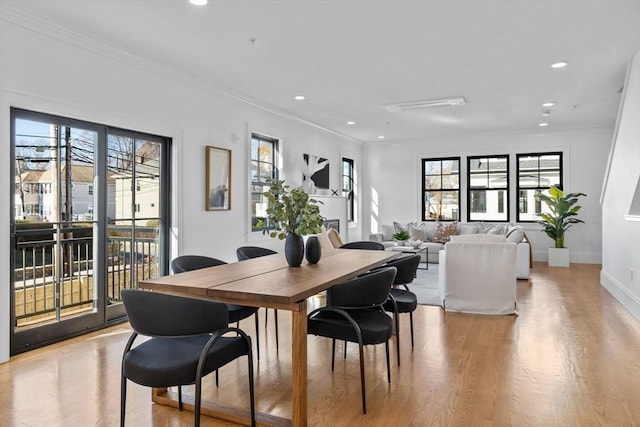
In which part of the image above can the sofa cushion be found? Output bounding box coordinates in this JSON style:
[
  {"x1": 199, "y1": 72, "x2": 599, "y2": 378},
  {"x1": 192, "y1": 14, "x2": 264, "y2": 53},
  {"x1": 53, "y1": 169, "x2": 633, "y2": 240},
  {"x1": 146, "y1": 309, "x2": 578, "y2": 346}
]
[
  {"x1": 434, "y1": 221, "x2": 458, "y2": 243},
  {"x1": 450, "y1": 234, "x2": 507, "y2": 243},
  {"x1": 459, "y1": 225, "x2": 479, "y2": 235}
]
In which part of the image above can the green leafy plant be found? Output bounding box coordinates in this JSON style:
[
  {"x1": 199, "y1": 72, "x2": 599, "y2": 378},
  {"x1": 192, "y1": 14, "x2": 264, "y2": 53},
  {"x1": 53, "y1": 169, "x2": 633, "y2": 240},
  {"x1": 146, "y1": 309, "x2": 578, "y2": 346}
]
[
  {"x1": 536, "y1": 185, "x2": 586, "y2": 248},
  {"x1": 392, "y1": 230, "x2": 410, "y2": 241},
  {"x1": 263, "y1": 178, "x2": 325, "y2": 240}
]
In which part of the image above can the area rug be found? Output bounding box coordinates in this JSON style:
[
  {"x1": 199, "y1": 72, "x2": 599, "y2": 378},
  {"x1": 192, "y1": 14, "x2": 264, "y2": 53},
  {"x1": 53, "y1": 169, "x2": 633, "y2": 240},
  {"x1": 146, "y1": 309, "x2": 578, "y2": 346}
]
[{"x1": 409, "y1": 264, "x2": 441, "y2": 306}]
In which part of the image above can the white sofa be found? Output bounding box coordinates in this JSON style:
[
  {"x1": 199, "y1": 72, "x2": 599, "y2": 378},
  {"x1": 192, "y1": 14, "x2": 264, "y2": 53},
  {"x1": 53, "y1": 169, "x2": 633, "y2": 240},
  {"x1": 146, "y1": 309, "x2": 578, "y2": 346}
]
[
  {"x1": 438, "y1": 234, "x2": 518, "y2": 314},
  {"x1": 369, "y1": 221, "x2": 531, "y2": 279}
]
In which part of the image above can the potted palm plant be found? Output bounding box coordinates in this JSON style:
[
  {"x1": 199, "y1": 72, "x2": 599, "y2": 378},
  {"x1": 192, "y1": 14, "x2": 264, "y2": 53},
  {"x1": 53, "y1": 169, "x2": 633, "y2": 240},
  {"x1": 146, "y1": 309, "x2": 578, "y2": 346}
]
[
  {"x1": 263, "y1": 178, "x2": 325, "y2": 267},
  {"x1": 536, "y1": 185, "x2": 586, "y2": 267}
]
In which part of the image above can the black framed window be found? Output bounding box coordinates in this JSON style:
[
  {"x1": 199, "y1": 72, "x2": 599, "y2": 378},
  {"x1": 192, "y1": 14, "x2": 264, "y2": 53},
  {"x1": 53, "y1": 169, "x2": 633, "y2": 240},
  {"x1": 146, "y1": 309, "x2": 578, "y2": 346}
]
[
  {"x1": 422, "y1": 157, "x2": 460, "y2": 221},
  {"x1": 467, "y1": 155, "x2": 509, "y2": 222},
  {"x1": 342, "y1": 157, "x2": 355, "y2": 222},
  {"x1": 250, "y1": 133, "x2": 279, "y2": 231},
  {"x1": 516, "y1": 152, "x2": 562, "y2": 222}
]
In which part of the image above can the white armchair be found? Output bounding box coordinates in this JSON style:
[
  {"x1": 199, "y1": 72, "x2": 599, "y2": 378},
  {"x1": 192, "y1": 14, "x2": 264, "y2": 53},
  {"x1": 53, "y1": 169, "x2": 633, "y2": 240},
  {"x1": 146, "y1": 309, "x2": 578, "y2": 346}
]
[{"x1": 438, "y1": 235, "x2": 518, "y2": 314}]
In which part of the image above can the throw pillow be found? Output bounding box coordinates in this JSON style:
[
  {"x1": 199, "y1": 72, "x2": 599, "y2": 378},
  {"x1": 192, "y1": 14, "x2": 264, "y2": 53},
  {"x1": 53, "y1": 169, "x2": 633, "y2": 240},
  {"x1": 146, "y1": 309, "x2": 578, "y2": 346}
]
[
  {"x1": 408, "y1": 223, "x2": 428, "y2": 241},
  {"x1": 506, "y1": 226, "x2": 524, "y2": 243},
  {"x1": 393, "y1": 221, "x2": 410, "y2": 234},
  {"x1": 433, "y1": 221, "x2": 458, "y2": 243},
  {"x1": 327, "y1": 228, "x2": 344, "y2": 248},
  {"x1": 380, "y1": 224, "x2": 395, "y2": 241},
  {"x1": 487, "y1": 224, "x2": 508, "y2": 235}
]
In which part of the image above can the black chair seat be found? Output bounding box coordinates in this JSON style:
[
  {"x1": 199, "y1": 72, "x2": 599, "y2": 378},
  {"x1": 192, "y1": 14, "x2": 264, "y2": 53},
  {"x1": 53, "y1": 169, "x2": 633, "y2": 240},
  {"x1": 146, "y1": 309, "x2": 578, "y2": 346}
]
[
  {"x1": 384, "y1": 288, "x2": 417, "y2": 313},
  {"x1": 308, "y1": 309, "x2": 393, "y2": 345},
  {"x1": 123, "y1": 335, "x2": 250, "y2": 388}
]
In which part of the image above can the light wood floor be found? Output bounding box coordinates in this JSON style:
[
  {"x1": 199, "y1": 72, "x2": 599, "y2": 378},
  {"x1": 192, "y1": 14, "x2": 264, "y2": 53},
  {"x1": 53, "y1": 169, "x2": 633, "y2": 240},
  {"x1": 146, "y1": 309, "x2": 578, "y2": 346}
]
[{"x1": 1, "y1": 262, "x2": 639, "y2": 426}]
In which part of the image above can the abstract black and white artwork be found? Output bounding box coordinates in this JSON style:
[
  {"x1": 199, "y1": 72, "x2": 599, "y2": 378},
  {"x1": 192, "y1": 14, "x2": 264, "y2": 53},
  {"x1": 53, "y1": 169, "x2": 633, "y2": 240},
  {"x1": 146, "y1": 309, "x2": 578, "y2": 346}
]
[{"x1": 302, "y1": 153, "x2": 329, "y2": 194}]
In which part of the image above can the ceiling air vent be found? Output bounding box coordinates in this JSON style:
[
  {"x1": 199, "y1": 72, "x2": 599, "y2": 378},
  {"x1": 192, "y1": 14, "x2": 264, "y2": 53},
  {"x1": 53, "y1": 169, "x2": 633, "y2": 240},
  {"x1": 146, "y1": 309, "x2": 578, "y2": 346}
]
[{"x1": 383, "y1": 96, "x2": 466, "y2": 112}]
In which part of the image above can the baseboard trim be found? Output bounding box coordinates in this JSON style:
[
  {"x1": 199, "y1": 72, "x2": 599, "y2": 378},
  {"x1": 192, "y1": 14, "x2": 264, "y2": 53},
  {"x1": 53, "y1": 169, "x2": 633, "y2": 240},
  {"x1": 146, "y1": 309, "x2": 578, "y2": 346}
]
[{"x1": 601, "y1": 269, "x2": 640, "y2": 320}]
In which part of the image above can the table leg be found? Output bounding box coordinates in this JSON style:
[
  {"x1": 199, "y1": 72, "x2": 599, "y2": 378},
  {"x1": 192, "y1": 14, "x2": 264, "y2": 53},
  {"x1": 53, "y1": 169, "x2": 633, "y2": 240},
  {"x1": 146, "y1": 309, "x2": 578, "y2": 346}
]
[{"x1": 291, "y1": 300, "x2": 308, "y2": 427}]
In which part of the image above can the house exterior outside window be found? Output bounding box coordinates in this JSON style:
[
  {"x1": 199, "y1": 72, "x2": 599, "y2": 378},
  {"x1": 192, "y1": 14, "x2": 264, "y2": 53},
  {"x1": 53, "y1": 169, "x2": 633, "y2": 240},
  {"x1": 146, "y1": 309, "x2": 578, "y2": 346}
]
[
  {"x1": 516, "y1": 152, "x2": 562, "y2": 222},
  {"x1": 250, "y1": 133, "x2": 279, "y2": 232},
  {"x1": 342, "y1": 157, "x2": 355, "y2": 222},
  {"x1": 467, "y1": 155, "x2": 509, "y2": 222},
  {"x1": 422, "y1": 157, "x2": 460, "y2": 221}
]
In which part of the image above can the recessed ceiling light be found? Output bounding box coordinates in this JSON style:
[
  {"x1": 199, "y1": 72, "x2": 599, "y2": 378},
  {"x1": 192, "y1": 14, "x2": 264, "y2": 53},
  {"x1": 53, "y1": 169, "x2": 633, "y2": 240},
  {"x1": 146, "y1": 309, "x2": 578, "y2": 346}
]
[
  {"x1": 378, "y1": 135, "x2": 385, "y2": 139},
  {"x1": 542, "y1": 102, "x2": 555, "y2": 107},
  {"x1": 189, "y1": 0, "x2": 208, "y2": 5},
  {"x1": 542, "y1": 111, "x2": 551, "y2": 117},
  {"x1": 346, "y1": 121, "x2": 356, "y2": 125},
  {"x1": 294, "y1": 95, "x2": 305, "y2": 101},
  {"x1": 551, "y1": 61, "x2": 568, "y2": 69},
  {"x1": 539, "y1": 122, "x2": 549, "y2": 127}
]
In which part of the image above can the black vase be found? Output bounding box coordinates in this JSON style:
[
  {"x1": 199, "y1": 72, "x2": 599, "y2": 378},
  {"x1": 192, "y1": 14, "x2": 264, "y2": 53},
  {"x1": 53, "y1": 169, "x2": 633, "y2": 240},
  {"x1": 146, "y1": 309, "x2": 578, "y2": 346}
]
[
  {"x1": 305, "y1": 236, "x2": 322, "y2": 264},
  {"x1": 284, "y1": 232, "x2": 305, "y2": 267}
]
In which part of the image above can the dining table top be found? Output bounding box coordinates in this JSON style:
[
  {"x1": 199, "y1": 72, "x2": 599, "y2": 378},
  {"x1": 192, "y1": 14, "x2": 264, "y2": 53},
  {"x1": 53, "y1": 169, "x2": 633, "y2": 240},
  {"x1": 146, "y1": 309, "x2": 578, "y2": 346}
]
[{"x1": 138, "y1": 248, "x2": 399, "y2": 310}]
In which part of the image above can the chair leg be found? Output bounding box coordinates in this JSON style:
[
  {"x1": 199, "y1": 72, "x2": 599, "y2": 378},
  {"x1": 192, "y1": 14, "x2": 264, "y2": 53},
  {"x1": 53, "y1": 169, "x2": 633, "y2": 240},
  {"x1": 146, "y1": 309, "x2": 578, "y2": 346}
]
[
  {"x1": 395, "y1": 312, "x2": 401, "y2": 366},
  {"x1": 274, "y1": 309, "x2": 279, "y2": 350},
  {"x1": 247, "y1": 347, "x2": 256, "y2": 427},
  {"x1": 409, "y1": 312, "x2": 415, "y2": 347},
  {"x1": 254, "y1": 312, "x2": 260, "y2": 361},
  {"x1": 178, "y1": 385, "x2": 183, "y2": 411},
  {"x1": 120, "y1": 375, "x2": 127, "y2": 427},
  {"x1": 385, "y1": 341, "x2": 391, "y2": 383},
  {"x1": 215, "y1": 369, "x2": 219, "y2": 387},
  {"x1": 331, "y1": 338, "x2": 336, "y2": 371},
  {"x1": 358, "y1": 342, "x2": 367, "y2": 414},
  {"x1": 344, "y1": 341, "x2": 347, "y2": 359},
  {"x1": 195, "y1": 378, "x2": 202, "y2": 427}
]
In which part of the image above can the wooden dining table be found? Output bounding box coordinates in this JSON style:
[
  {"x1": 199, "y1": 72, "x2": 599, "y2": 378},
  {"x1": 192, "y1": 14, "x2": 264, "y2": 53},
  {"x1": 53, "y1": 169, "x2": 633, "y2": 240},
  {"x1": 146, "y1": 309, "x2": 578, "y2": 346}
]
[{"x1": 138, "y1": 247, "x2": 399, "y2": 427}]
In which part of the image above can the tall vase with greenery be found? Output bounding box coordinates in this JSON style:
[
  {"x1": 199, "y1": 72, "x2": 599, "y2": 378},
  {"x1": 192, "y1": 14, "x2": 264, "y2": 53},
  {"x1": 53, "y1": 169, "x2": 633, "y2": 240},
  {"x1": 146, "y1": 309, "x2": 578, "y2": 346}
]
[{"x1": 263, "y1": 179, "x2": 325, "y2": 267}]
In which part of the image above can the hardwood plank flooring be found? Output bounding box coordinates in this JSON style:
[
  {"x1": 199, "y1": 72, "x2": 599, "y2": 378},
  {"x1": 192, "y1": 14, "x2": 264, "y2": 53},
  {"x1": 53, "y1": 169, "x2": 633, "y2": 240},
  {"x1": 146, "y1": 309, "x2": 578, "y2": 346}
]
[{"x1": 1, "y1": 262, "x2": 638, "y2": 426}]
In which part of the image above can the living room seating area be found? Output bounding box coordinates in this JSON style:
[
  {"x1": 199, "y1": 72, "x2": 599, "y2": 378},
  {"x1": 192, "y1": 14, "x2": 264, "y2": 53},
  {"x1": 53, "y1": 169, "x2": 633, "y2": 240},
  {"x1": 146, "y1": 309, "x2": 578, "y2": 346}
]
[{"x1": 369, "y1": 221, "x2": 531, "y2": 279}]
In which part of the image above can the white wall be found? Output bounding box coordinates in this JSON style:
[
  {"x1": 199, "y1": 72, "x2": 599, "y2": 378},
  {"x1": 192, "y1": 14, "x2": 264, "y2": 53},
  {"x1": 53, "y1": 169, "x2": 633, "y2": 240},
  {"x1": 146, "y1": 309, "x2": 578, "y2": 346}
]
[
  {"x1": 601, "y1": 50, "x2": 640, "y2": 320},
  {"x1": 363, "y1": 127, "x2": 612, "y2": 264},
  {"x1": 0, "y1": 18, "x2": 361, "y2": 362}
]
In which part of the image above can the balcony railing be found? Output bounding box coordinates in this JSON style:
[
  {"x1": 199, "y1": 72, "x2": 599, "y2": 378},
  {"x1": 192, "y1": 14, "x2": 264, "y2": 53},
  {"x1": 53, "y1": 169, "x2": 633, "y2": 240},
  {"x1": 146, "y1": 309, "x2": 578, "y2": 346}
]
[{"x1": 14, "y1": 227, "x2": 158, "y2": 328}]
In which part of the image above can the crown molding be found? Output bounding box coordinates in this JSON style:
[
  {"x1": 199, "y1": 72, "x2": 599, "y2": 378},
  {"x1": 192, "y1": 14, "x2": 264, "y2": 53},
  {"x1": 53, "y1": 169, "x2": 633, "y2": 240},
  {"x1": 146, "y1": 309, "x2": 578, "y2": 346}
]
[{"x1": 0, "y1": 3, "x2": 362, "y2": 145}]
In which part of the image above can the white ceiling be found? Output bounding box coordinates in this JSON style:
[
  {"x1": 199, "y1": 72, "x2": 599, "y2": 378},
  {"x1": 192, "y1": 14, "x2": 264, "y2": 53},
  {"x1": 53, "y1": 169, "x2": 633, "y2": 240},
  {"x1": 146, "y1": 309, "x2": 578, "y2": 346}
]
[{"x1": 4, "y1": 0, "x2": 640, "y2": 143}]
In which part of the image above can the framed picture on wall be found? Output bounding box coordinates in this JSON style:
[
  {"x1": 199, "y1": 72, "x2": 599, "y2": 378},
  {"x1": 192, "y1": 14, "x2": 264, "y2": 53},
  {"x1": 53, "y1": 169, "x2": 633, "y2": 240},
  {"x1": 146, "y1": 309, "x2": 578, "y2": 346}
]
[{"x1": 206, "y1": 146, "x2": 231, "y2": 211}]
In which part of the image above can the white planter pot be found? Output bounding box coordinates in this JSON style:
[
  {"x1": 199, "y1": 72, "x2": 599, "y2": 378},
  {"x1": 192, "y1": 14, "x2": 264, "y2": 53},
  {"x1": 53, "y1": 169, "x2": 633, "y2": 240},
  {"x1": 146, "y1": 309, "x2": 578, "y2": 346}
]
[{"x1": 548, "y1": 247, "x2": 570, "y2": 267}]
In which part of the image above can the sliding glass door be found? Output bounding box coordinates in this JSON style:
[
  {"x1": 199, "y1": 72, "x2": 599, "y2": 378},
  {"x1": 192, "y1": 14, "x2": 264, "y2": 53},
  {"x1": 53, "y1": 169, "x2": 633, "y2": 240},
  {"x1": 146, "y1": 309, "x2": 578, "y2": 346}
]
[{"x1": 10, "y1": 109, "x2": 170, "y2": 353}]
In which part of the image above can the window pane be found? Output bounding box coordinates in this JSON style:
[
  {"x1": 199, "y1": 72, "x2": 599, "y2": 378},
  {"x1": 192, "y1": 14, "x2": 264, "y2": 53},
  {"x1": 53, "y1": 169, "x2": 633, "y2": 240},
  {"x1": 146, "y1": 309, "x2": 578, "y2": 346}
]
[
  {"x1": 442, "y1": 175, "x2": 459, "y2": 189},
  {"x1": 424, "y1": 190, "x2": 459, "y2": 221},
  {"x1": 488, "y1": 172, "x2": 507, "y2": 188},
  {"x1": 424, "y1": 175, "x2": 441, "y2": 190},
  {"x1": 469, "y1": 158, "x2": 487, "y2": 173},
  {"x1": 258, "y1": 162, "x2": 272, "y2": 181}
]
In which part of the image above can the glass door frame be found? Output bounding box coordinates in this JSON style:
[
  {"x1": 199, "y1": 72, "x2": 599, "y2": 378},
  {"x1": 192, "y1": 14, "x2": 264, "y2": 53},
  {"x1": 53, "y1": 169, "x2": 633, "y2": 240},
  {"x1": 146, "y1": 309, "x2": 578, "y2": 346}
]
[{"x1": 9, "y1": 108, "x2": 171, "y2": 354}]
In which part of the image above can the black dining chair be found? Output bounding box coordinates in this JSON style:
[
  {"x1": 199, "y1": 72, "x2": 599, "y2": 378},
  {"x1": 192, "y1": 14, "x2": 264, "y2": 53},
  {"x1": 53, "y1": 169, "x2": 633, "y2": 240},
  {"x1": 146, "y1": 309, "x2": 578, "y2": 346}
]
[
  {"x1": 170, "y1": 255, "x2": 261, "y2": 360},
  {"x1": 236, "y1": 246, "x2": 280, "y2": 350},
  {"x1": 380, "y1": 254, "x2": 420, "y2": 365},
  {"x1": 120, "y1": 289, "x2": 255, "y2": 427},
  {"x1": 307, "y1": 266, "x2": 397, "y2": 414},
  {"x1": 339, "y1": 241, "x2": 385, "y2": 250}
]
